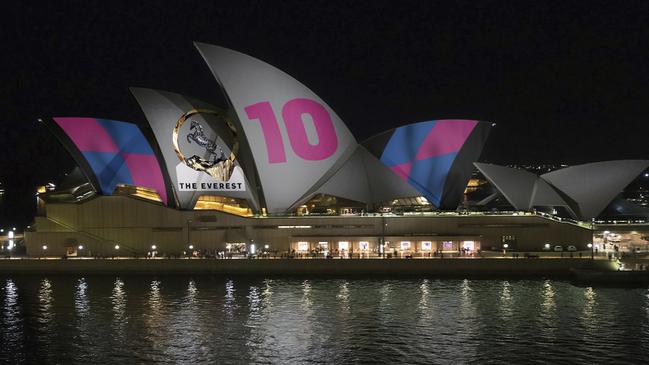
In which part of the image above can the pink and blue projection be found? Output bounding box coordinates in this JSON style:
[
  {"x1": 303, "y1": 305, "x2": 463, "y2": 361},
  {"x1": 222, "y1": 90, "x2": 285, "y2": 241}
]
[
  {"x1": 53, "y1": 117, "x2": 168, "y2": 204},
  {"x1": 380, "y1": 119, "x2": 478, "y2": 206}
]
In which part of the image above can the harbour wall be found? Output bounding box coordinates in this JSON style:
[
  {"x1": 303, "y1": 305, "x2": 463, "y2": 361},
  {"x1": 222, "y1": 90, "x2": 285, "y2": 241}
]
[{"x1": 0, "y1": 258, "x2": 617, "y2": 278}]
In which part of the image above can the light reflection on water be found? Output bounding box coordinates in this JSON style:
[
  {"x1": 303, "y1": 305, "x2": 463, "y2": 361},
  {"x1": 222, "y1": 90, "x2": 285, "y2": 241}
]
[
  {"x1": 1, "y1": 277, "x2": 649, "y2": 364},
  {"x1": 539, "y1": 279, "x2": 557, "y2": 341},
  {"x1": 2, "y1": 279, "x2": 23, "y2": 363},
  {"x1": 38, "y1": 279, "x2": 54, "y2": 324},
  {"x1": 111, "y1": 278, "x2": 126, "y2": 325}
]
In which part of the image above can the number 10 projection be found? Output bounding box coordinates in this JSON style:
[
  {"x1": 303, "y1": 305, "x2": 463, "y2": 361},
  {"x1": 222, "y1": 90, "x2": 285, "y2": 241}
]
[{"x1": 245, "y1": 98, "x2": 338, "y2": 163}]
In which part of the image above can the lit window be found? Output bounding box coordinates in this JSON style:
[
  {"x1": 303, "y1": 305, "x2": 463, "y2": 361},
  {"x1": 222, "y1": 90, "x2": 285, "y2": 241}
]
[
  {"x1": 421, "y1": 241, "x2": 432, "y2": 251},
  {"x1": 359, "y1": 241, "x2": 369, "y2": 250},
  {"x1": 462, "y1": 241, "x2": 475, "y2": 250},
  {"x1": 298, "y1": 241, "x2": 309, "y2": 251},
  {"x1": 400, "y1": 241, "x2": 411, "y2": 250},
  {"x1": 338, "y1": 241, "x2": 349, "y2": 250}
]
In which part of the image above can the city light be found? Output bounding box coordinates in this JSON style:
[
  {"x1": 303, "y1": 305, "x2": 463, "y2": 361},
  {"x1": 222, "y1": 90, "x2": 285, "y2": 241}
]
[
  {"x1": 264, "y1": 244, "x2": 269, "y2": 249},
  {"x1": 189, "y1": 245, "x2": 194, "y2": 250},
  {"x1": 42, "y1": 245, "x2": 47, "y2": 250},
  {"x1": 8, "y1": 231, "x2": 14, "y2": 239},
  {"x1": 587, "y1": 243, "x2": 593, "y2": 248},
  {"x1": 78, "y1": 245, "x2": 84, "y2": 250},
  {"x1": 114, "y1": 244, "x2": 120, "y2": 250},
  {"x1": 151, "y1": 245, "x2": 157, "y2": 250},
  {"x1": 503, "y1": 243, "x2": 509, "y2": 249},
  {"x1": 250, "y1": 243, "x2": 256, "y2": 254}
]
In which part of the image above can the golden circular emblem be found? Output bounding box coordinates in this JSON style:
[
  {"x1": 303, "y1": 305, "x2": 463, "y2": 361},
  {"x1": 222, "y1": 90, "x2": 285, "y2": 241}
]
[{"x1": 172, "y1": 108, "x2": 239, "y2": 181}]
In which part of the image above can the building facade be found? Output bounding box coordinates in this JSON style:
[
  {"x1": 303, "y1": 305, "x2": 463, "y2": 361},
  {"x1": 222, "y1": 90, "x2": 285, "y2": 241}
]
[{"x1": 23, "y1": 43, "x2": 644, "y2": 257}]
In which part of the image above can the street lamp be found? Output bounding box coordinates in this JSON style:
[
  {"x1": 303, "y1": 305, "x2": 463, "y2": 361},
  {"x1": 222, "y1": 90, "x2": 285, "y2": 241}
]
[
  {"x1": 114, "y1": 244, "x2": 120, "y2": 250},
  {"x1": 151, "y1": 244, "x2": 157, "y2": 250},
  {"x1": 189, "y1": 244, "x2": 194, "y2": 250},
  {"x1": 587, "y1": 243, "x2": 594, "y2": 259},
  {"x1": 42, "y1": 245, "x2": 47, "y2": 251},
  {"x1": 78, "y1": 245, "x2": 84, "y2": 250}
]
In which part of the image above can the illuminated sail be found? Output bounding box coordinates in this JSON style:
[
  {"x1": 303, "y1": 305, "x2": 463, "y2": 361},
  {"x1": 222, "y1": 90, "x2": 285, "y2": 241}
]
[{"x1": 195, "y1": 43, "x2": 357, "y2": 213}]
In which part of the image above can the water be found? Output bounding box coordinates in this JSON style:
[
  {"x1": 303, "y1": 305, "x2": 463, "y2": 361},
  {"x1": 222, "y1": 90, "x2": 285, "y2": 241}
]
[{"x1": 1, "y1": 276, "x2": 648, "y2": 364}]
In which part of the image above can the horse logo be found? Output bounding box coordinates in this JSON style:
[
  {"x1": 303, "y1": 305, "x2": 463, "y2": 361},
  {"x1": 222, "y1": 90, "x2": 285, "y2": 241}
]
[{"x1": 172, "y1": 109, "x2": 239, "y2": 181}]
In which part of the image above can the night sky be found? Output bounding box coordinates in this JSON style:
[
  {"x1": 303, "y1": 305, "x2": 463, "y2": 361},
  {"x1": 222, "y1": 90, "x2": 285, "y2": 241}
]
[{"x1": 2, "y1": 1, "x2": 649, "y2": 227}]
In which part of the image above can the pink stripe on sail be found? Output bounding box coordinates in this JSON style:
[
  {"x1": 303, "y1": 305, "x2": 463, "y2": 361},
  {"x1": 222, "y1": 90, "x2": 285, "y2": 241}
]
[
  {"x1": 415, "y1": 120, "x2": 477, "y2": 160},
  {"x1": 390, "y1": 161, "x2": 413, "y2": 181},
  {"x1": 122, "y1": 153, "x2": 168, "y2": 204},
  {"x1": 53, "y1": 117, "x2": 119, "y2": 153}
]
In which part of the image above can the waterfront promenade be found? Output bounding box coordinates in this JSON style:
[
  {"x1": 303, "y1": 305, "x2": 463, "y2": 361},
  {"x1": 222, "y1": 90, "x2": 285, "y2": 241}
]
[{"x1": 0, "y1": 256, "x2": 616, "y2": 277}]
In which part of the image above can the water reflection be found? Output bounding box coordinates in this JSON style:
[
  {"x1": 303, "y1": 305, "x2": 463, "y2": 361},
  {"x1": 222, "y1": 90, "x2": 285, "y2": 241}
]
[
  {"x1": 459, "y1": 279, "x2": 474, "y2": 318},
  {"x1": 581, "y1": 286, "x2": 598, "y2": 333},
  {"x1": 499, "y1": 281, "x2": 513, "y2": 319},
  {"x1": 224, "y1": 279, "x2": 237, "y2": 317},
  {"x1": 75, "y1": 278, "x2": 89, "y2": 317},
  {"x1": 2, "y1": 279, "x2": 23, "y2": 360},
  {"x1": 454, "y1": 279, "x2": 478, "y2": 364},
  {"x1": 1, "y1": 277, "x2": 648, "y2": 364},
  {"x1": 539, "y1": 280, "x2": 557, "y2": 338},
  {"x1": 301, "y1": 280, "x2": 312, "y2": 312},
  {"x1": 148, "y1": 280, "x2": 162, "y2": 316},
  {"x1": 111, "y1": 278, "x2": 127, "y2": 330},
  {"x1": 418, "y1": 279, "x2": 432, "y2": 322},
  {"x1": 168, "y1": 279, "x2": 204, "y2": 362},
  {"x1": 38, "y1": 279, "x2": 54, "y2": 325},
  {"x1": 338, "y1": 280, "x2": 350, "y2": 314},
  {"x1": 261, "y1": 279, "x2": 273, "y2": 309},
  {"x1": 248, "y1": 284, "x2": 261, "y2": 320},
  {"x1": 186, "y1": 279, "x2": 198, "y2": 304},
  {"x1": 145, "y1": 280, "x2": 164, "y2": 348}
]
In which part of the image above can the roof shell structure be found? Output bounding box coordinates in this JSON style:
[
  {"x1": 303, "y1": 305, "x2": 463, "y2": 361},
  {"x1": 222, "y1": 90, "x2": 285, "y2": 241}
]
[
  {"x1": 46, "y1": 43, "x2": 496, "y2": 214},
  {"x1": 475, "y1": 160, "x2": 649, "y2": 220}
]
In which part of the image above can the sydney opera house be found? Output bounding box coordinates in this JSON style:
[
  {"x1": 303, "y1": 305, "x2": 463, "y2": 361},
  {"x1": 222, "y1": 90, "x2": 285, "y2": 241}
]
[{"x1": 24, "y1": 43, "x2": 649, "y2": 257}]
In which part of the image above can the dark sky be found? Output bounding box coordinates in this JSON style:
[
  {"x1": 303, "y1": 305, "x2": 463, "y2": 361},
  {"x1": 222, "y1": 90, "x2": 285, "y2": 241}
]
[{"x1": 2, "y1": 1, "x2": 649, "y2": 227}]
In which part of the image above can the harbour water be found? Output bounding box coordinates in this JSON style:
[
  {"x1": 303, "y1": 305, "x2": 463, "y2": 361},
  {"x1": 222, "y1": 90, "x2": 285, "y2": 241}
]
[{"x1": 1, "y1": 276, "x2": 648, "y2": 364}]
